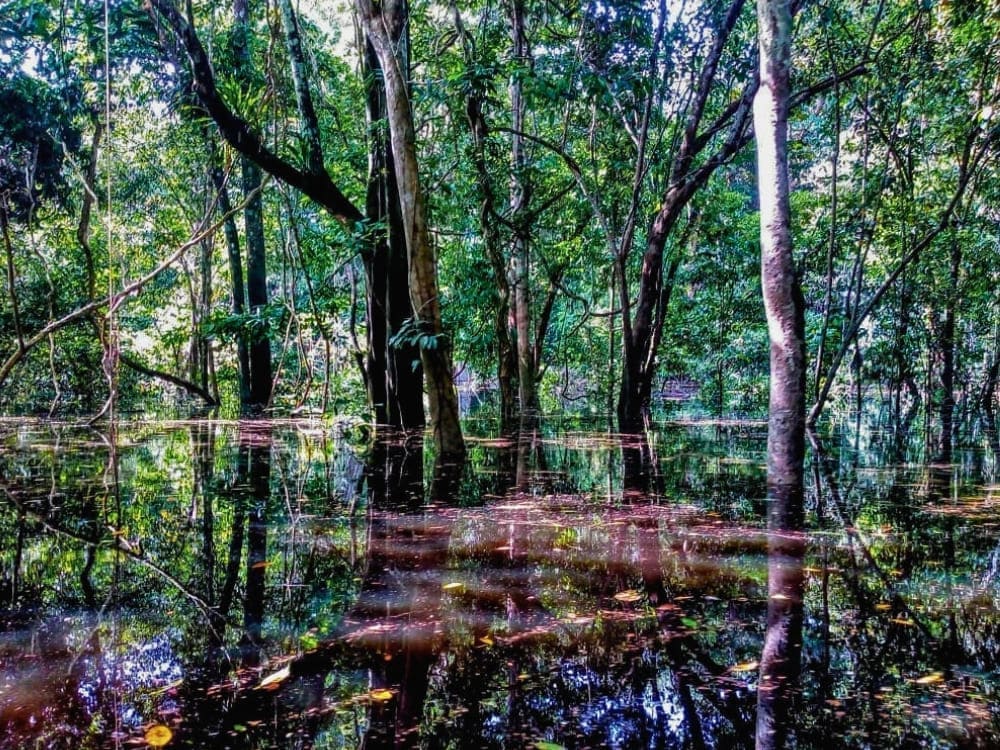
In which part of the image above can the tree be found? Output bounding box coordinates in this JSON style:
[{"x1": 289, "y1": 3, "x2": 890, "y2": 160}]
[
  {"x1": 147, "y1": 0, "x2": 464, "y2": 456},
  {"x1": 355, "y1": 0, "x2": 465, "y2": 457},
  {"x1": 753, "y1": 0, "x2": 804, "y2": 747}
]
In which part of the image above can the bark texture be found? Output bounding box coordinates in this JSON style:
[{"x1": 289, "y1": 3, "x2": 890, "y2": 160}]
[
  {"x1": 357, "y1": 0, "x2": 465, "y2": 458},
  {"x1": 754, "y1": 1, "x2": 806, "y2": 746}
]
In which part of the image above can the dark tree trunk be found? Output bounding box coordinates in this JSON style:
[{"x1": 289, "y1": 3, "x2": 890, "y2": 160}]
[
  {"x1": 936, "y1": 234, "x2": 962, "y2": 462},
  {"x1": 209, "y1": 150, "x2": 252, "y2": 406},
  {"x1": 361, "y1": 36, "x2": 425, "y2": 430},
  {"x1": 617, "y1": 0, "x2": 755, "y2": 431},
  {"x1": 233, "y1": 0, "x2": 272, "y2": 413},
  {"x1": 357, "y1": 0, "x2": 465, "y2": 458}
]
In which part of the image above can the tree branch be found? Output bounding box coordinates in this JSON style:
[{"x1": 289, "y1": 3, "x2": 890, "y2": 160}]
[{"x1": 144, "y1": 0, "x2": 364, "y2": 224}]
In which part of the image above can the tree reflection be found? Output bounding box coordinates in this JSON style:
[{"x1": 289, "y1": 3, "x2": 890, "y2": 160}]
[
  {"x1": 755, "y1": 477, "x2": 805, "y2": 749},
  {"x1": 241, "y1": 422, "x2": 272, "y2": 661}
]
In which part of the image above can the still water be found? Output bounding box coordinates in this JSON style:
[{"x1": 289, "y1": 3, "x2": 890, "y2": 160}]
[{"x1": 1, "y1": 418, "x2": 998, "y2": 749}]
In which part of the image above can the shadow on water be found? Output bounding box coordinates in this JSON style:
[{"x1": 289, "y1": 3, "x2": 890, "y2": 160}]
[{"x1": 1, "y1": 417, "x2": 999, "y2": 748}]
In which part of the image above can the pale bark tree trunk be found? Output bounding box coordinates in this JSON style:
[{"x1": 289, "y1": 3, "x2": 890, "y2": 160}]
[
  {"x1": 754, "y1": 0, "x2": 805, "y2": 747},
  {"x1": 357, "y1": 0, "x2": 465, "y2": 458}
]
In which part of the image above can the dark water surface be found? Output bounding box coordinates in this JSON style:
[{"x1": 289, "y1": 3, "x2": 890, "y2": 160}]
[{"x1": 1, "y1": 418, "x2": 998, "y2": 749}]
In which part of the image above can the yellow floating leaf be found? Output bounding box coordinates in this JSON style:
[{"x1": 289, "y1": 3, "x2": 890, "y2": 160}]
[
  {"x1": 145, "y1": 725, "x2": 173, "y2": 747},
  {"x1": 890, "y1": 618, "x2": 915, "y2": 626},
  {"x1": 442, "y1": 582, "x2": 464, "y2": 592},
  {"x1": 729, "y1": 661, "x2": 759, "y2": 673},
  {"x1": 258, "y1": 666, "x2": 290, "y2": 689},
  {"x1": 370, "y1": 689, "x2": 394, "y2": 701},
  {"x1": 874, "y1": 603, "x2": 892, "y2": 612},
  {"x1": 613, "y1": 589, "x2": 642, "y2": 603},
  {"x1": 479, "y1": 635, "x2": 494, "y2": 646},
  {"x1": 915, "y1": 672, "x2": 944, "y2": 685}
]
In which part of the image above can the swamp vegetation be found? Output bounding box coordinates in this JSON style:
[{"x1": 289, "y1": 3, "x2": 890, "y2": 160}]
[{"x1": 2, "y1": 0, "x2": 1000, "y2": 746}]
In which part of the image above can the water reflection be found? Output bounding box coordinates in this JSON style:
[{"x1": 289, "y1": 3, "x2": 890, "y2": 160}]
[
  {"x1": 1, "y1": 418, "x2": 999, "y2": 748},
  {"x1": 755, "y1": 483, "x2": 805, "y2": 750}
]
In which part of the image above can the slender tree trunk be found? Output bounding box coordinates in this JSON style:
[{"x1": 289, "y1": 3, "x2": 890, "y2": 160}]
[
  {"x1": 754, "y1": 3, "x2": 805, "y2": 746},
  {"x1": 209, "y1": 151, "x2": 252, "y2": 406},
  {"x1": 937, "y1": 233, "x2": 961, "y2": 462},
  {"x1": 357, "y1": 0, "x2": 464, "y2": 458},
  {"x1": 233, "y1": 0, "x2": 272, "y2": 413},
  {"x1": 1, "y1": 199, "x2": 25, "y2": 352},
  {"x1": 509, "y1": 0, "x2": 536, "y2": 416},
  {"x1": 453, "y1": 5, "x2": 517, "y2": 431}
]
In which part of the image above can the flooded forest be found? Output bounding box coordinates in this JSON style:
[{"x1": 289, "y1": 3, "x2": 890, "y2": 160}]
[{"x1": 2, "y1": 0, "x2": 1000, "y2": 747}]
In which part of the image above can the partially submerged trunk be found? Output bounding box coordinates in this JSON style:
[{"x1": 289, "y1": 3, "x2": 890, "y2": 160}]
[
  {"x1": 616, "y1": 0, "x2": 756, "y2": 431},
  {"x1": 508, "y1": 0, "x2": 537, "y2": 417},
  {"x1": 357, "y1": 0, "x2": 464, "y2": 458},
  {"x1": 753, "y1": 2, "x2": 806, "y2": 746},
  {"x1": 362, "y1": 32, "x2": 425, "y2": 430}
]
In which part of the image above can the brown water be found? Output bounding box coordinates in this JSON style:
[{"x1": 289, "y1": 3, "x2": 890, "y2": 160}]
[{"x1": 1, "y1": 418, "x2": 998, "y2": 748}]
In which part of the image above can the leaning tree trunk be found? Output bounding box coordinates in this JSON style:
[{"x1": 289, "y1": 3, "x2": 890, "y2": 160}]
[
  {"x1": 357, "y1": 0, "x2": 464, "y2": 458},
  {"x1": 754, "y1": 0, "x2": 806, "y2": 747},
  {"x1": 616, "y1": 0, "x2": 754, "y2": 431}
]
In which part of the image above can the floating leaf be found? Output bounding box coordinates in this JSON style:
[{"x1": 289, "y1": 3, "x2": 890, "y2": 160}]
[
  {"x1": 479, "y1": 635, "x2": 494, "y2": 646},
  {"x1": 370, "y1": 689, "x2": 394, "y2": 701},
  {"x1": 680, "y1": 616, "x2": 699, "y2": 629},
  {"x1": 914, "y1": 672, "x2": 944, "y2": 685},
  {"x1": 729, "y1": 660, "x2": 759, "y2": 673},
  {"x1": 890, "y1": 618, "x2": 915, "y2": 626},
  {"x1": 874, "y1": 603, "x2": 892, "y2": 612},
  {"x1": 533, "y1": 742, "x2": 567, "y2": 750},
  {"x1": 442, "y1": 582, "x2": 464, "y2": 592},
  {"x1": 258, "y1": 666, "x2": 290, "y2": 689},
  {"x1": 145, "y1": 725, "x2": 173, "y2": 747},
  {"x1": 613, "y1": 589, "x2": 642, "y2": 603}
]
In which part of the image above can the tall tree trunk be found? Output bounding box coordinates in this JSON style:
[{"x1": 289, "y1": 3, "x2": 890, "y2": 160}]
[
  {"x1": 453, "y1": 5, "x2": 519, "y2": 431},
  {"x1": 357, "y1": 0, "x2": 465, "y2": 458},
  {"x1": 617, "y1": 0, "x2": 755, "y2": 431},
  {"x1": 754, "y1": 2, "x2": 805, "y2": 746},
  {"x1": 936, "y1": 233, "x2": 962, "y2": 462},
  {"x1": 233, "y1": 0, "x2": 272, "y2": 413},
  {"x1": 1, "y1": 198, "x2": 25, "y2": 352},
  {"x1": 209, "y1": 150, "x2": 252, "y2": 406},
  {"x1": 362, "y1": 31, "x2": 425, "y2": 430},
  {"x1": 509, "y1": 0, "x2": 536, "y2": 417}
]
